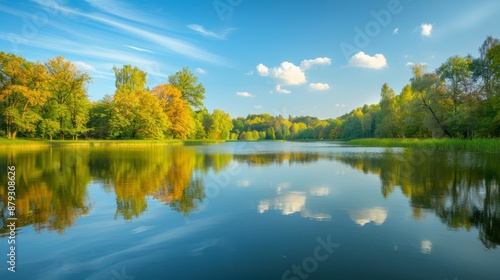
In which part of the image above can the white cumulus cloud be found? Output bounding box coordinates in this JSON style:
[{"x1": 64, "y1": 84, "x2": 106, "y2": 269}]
[
  {"x1": 256, "y1": 63, "x2": 269, "y2": 76},
  {"x1": 257, "y1": 62, "x2": 306, "y2": 85},
  {"x1": 271, "y1": 61, "x2": 307, "y2": 86},
  {"x1": 350, "y1": 207, "x2": 388, "y2": 226},
  {"x1": 300, "y1": 57, "x2": 331, "y2": 70},
  {"x1": 258, "y1": 192, "x2": 306, "y2": 215},
  {"x1": 275, "y1": 85, "x2": 291, "y2": 94},
  {"x1": 73, "y1": 61, "x2": 95, "y2": 71},
  {"x1": 421, "y1": 240, "x2": 432, "y2": 254},
  {"x1": 420, "y1": 23, "x2": 433, "y2": 36},
  {"x1": 254, "y1": 105, "x2": 263, "y2": 109},
  {"x1": 309, "y1": 83, "x2": 330, "y2": 91},
  {"x1": 236, "y1": 91, "x2": 254, "y2": 97},
  {"x1": 348, "y1": 52, "x2": 387, "y2": 69},
  {"x1": 257, "y1": 57, "x2": 331, "y2": 94}
]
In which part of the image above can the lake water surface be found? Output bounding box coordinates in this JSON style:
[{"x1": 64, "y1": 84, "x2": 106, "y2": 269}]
[{"x1": 1, "y1": 141, "x2": 499, "y2": 279}]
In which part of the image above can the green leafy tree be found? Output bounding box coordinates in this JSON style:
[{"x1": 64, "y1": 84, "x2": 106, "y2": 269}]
[
  {"x1": 473, "y1": 36, "x2": 500, "y2": 136},
  {"x1": 110, "y1": 89, "x2": 169, "y2": 139},
  {"x1": 375, "y1": 83, "x2": 397, "y2": 137},
  {"x1": 39, "y1": 119, "x2": 59, "y2": 140},
  {"x1": 113, "y1": 65, "x2": 147, "y2": 93},
  {"x1": 45, "y1": 56, "x2": 91, "y2": 140},
  {"x1": 110, "y1": 65, "x2": 169, "y2": 139},
  {"x1": 437, "y1": 56, "x2": 480, "y2": 138},
  {"x1": 190, "y1": 110, "x2": 208, "y2": 139},
  {"x1": 168, "y1": 67, "x2": 206, "y2": 110},
  {"x1": 410, "y1": 65, "x2": 454, "y2": 138},
  {"x1": 266, "y1": 127, "x2": 276, "y2": 140},
  {"x1": 341, "y1": 109, "x2": 363, "y2": 139},
  {"x1": 206, "y1": 109, "x2": 233, "y2": 140},
  {"x1": 395, "y1": 85, "x2": 414, "y2": 138},
  {"x1": 87, "y1": 95, "x2": 113, "y2": 139}
]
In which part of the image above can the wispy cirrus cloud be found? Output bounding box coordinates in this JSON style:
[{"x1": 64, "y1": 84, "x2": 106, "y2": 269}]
[
  {"x1": 187, "y1": 24, "x2": 236, "y2": 40},
  {"x1": 196, "y1": 68, "x2": 207, "y2": 74},
  {"x1": 124, "y1": 45, "x2": 154, "y2": 53},
  {"x1": 29, "y1": 0, "x2": 228, "y2": 65},
  {"x1": 0, "y1": 32, "x2": 170, "y2": 80},
  {"x1": 83, "y1": 0, "x2": 167, "y2": 27},
  {"x1": 406, "y1": 62, "x2": 427, "y2": 67}
]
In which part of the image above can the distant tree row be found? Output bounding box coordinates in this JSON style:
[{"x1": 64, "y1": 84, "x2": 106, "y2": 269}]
[
  {"x1": 231, "y1": 114, "x2": 338, "y2": 140},
  {"x1": 0, "y1": 53, "x2": 233, "y2": 140},
  {"x1": 230, "y1": 36, "x2": 500, "y2": 140}
]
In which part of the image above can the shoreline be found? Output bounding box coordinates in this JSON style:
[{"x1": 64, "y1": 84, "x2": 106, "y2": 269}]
[
  {"x1": 348, "y1": 138, "x2": 500, "y2": 153},
  {"x1": 1, "y1": 137, "x2": 499, "y2": 153}
]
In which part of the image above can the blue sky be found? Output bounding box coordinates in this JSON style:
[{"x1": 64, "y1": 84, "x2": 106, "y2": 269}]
[{"x1": 1, "y1": 0, "x2": 499, "y2": 119}]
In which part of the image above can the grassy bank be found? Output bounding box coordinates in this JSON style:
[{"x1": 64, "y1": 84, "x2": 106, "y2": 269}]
[
  {"x1": 349, "y1": 138, "x2": 500, "y2": 153},
  {"x1": 0, "y1": 138, "x2": 216, "y2": 148},
  {"x1": 0, "y1": 138, "x2": 52, "y2": 147}
]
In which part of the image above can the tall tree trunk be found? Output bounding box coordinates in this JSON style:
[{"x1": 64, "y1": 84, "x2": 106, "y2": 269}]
[
  {"x1": 7, "y1": 125, "x2": 12, "y2": 139},
  {"x1": 421, "y1": 97, "x2": 454, "y2": 138},
  {"x1": 60, "y1": 117, "x2": 65, "y2": 140}
]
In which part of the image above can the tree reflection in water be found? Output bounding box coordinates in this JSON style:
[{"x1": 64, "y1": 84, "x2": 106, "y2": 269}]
[
  {"x1": 1, "y1": 146, "x2": 499, "y2": 250},
  {"x1": 333, "y1": 149, "x2": 500, "y2": 249}
]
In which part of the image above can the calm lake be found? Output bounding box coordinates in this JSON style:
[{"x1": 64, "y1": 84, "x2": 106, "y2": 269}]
[{"x1": 1, "y1": 141, "x2": 499, "y2": 279}]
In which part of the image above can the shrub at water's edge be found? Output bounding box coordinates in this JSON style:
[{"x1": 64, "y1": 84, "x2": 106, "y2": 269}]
[{"x1": 349, "y1": 138, "x2": 500, "y2": 153}]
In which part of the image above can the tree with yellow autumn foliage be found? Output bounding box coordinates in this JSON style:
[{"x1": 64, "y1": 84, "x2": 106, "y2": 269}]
[
  {"x1": 151, "y1": 84, "x2": 193, "y2": 139},
  {"x1": 0, "y1": 52, "x2": 50, "y2": 139}
]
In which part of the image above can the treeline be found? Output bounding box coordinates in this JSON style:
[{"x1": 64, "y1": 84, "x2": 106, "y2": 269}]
[
  {"x1": 230, "y1": 114, "x2": 340, "y2": 140},
  {"x1": 0, "y1": 53, "x2": 233, "y2": 140},
  {"x1": 1, "y1": 36, "x2": 499, "y2": 141},
  {"x1": 230, "y1": 36, "x2": 500, "y2": 140}
]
